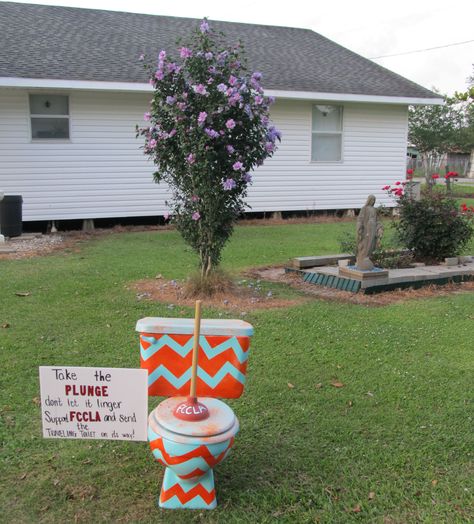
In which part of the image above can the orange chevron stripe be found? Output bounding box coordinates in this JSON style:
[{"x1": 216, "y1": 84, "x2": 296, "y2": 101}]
[
  {"x1": 141, "y1": 334, "x2": 249, "y2": 370},
  {"x1": 177, "y1": 468, "x2": 207, "y2": 480},
  {"x1": 147, "y1": 373, "x2": 245, "y2": 398},
  {"x1": 160, "y1": 482, "x2": 215, "y2": 505},
  {"x1": 151, "y1": 437, "x2": 234, "y2": 467},
  {"x1": 141, "y1": 345, "x2": 248, "y2": 376}
]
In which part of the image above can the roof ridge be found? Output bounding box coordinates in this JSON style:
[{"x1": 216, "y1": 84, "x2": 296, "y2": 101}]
[{"x1": 1, "y1": 1, "x2": 317, "y2": 32}]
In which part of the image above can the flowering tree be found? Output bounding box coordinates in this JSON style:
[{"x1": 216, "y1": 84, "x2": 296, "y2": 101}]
[{"x1": 137, "y1": 20, "x2": 280, "y2": 281}]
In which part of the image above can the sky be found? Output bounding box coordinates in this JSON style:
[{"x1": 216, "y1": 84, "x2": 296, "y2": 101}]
[{"x1": 4, "y1": 0, "x2": 474, "y2": 95}]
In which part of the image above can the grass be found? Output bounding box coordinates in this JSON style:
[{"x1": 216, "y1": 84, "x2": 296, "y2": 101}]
[
  {"x1": 1, "y1": 221, "x2": 473, "y2": 523},
  {"x1": 410, "y1": 180, "x2": 474, "y2": 209}
]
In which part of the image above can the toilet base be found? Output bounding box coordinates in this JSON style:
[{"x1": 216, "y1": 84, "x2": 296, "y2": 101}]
[{"x1": 159, "y1": 467, "x2": 217, "y2": 510}]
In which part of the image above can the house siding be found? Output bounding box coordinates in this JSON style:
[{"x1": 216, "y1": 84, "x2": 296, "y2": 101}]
[{"x1": 0, "y1": 89, "x2": 407, "y2": 221}]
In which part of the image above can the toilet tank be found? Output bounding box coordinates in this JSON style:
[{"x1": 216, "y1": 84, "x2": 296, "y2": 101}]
[{"x1": 136, "y1": 317, "x2": 254, "y2": 399}]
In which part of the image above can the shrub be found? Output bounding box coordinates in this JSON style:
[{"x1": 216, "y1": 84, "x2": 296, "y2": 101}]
[
  {"x1": 385, "y1": 184, "x2": 474, "y2": 261},
  {"x1": 338, "y1": 232, "x2": 413, "y2": 269},
  {"x1": 136, "y1": 19, "x2": 280, "y2": 284}
]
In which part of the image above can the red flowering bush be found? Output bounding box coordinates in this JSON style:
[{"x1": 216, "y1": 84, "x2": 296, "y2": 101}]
[
  {"x1": 461, "y1": 202, "x2": 474, "y2": 214},
  {"x1": 444, "y1": 170, "x2": 459, "y2": 194},
  {"x1": 384, "y1": 185, "x2": 474, "y2": 261},
  {"x1": 382, "y1": 181, "x2": 407, "y2": 198}
]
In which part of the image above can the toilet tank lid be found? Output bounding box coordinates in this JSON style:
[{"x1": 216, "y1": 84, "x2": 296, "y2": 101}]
[{"x1": 136, "y1": 317, "x2": 254, "y2": 337}]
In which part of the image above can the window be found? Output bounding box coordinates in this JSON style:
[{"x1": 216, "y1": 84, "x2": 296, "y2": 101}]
[
  {"x1": 311, "y1": 104, "x2": 343, "y2": 162},
  {"x1": 29, "y1": 94, "x2": 70, "y2": 140}
]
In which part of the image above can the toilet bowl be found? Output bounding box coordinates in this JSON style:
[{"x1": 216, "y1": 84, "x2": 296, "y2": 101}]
[
  {"x1": 148, "y1": 396, "x2": 239, "y2": 509},
  {"x1": 136, "y1": 316, "x2": 253, "y2": 509}
]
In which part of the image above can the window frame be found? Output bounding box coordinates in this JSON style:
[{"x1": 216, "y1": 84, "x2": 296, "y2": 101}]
[
  {"x1": 29, "y1": 93, "x2": 71, "y2": 142},
  {"x1": 310, "y1": 103, "x2": 344, "y2": 163}
]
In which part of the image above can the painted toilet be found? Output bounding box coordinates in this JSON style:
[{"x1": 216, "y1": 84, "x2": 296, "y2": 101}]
[{"x1": 136, "y1": 317, "x2": 253, "y2": 509}]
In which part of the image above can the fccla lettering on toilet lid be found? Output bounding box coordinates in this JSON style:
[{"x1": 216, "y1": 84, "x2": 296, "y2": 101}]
[{"x1": 151, "y1": 397, "x2": 236, "y2": 438}]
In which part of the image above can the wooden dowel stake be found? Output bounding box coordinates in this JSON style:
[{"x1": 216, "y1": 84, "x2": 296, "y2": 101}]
[
  {"x1": 189, "y1": 300, "x2": 202, "y2": 400},
  {"x1": 172, "y1": 300, "x2": 209, "y2": 421}
]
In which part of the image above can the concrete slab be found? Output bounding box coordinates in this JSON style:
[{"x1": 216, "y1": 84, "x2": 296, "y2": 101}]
[
  {"x1": 8, "y1": 233, "x2": 42, "y2": 242},
  {"x1": 420, "y1": 267, "x2": 462, "y2": 278},
  {"x1": 306, "y1": 266, "x2": 339, "y2": 276},
  {"x1": 388, "y1": 268, "x2": 434, "y2": 283},
  {"x1": 293, "y1": 254, "x2": 354, "y2": 269},
  {"x1": 0, "y1": 246, "x2": 16, "y2": 254}
]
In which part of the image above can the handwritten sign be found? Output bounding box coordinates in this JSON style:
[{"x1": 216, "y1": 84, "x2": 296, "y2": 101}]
[{"x1": 39, "y1": 366, "x2": 148, "y2": 441}]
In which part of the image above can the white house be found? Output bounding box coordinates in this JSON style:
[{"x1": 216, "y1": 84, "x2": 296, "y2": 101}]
[{"x1": 0, "y1": 2, "x2": 442, "y2": 224}]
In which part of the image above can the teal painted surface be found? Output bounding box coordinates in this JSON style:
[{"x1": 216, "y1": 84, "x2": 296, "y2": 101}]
[
  {"x1": 147, "y1": 399, "x2": 239, "y2": 510},
  {"x1": 158, "y1": 469, "x2": 217, "y2": 510},
  {"x1": 147, "y1": 362, "x2": 247, "y2": 389},
  {"x1": 141, "y1": 334, "x2": 249, "y2": 363}
]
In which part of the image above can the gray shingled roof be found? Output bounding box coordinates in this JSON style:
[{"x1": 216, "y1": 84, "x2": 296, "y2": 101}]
[{"x1": 0, "y1": 2, "x2": 439, "y2": 99}]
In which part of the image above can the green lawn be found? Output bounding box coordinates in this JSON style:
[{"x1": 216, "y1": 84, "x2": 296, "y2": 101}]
[{"x1": 1, "y1": 222, "x2": 473, "y2": 523}]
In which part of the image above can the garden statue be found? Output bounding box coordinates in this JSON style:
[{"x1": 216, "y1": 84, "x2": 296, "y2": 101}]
[{"x1": 356, "y1": 194, "x2": 381, "y2": 270}]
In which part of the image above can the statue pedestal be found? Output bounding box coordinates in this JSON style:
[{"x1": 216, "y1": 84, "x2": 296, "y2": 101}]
[{"x1": 339, "y1": 265, "x2": 389, "y2": 281}]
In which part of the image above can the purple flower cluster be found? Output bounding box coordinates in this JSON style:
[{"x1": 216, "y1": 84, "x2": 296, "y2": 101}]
[
  {"x1": 180, "y1": 47, "x2": 192, "y2": 58},
  {"x1": 222, "y1": 178, "x2": 236, "y2": 191},
  {"x1": 204, "y1": 128, "x2": 219, "y2": 139},
  {"x1": 138, "y1": 17, "x2": 281, "y2": 226},
  {"x1": 193, "y1": 84, "x2": 209, "y2": 96}
]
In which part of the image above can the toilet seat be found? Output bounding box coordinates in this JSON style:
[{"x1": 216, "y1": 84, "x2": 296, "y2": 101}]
[{"x1": 149, "y1": 397, "x2": 239, "y2": 444}]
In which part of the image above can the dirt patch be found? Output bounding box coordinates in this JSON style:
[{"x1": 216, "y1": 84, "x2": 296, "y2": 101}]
[
  {"x1": 247, "y1": 266, "x2": 474, "y2": 307},
  {"x1": 0, "y1": 234, "x2": 82, "y2": 259},
  {"x1": 0, "y1": 225, "x2": 170, "y2": 260},
  {"x1": 130, "y1": 274, "x2": 307, "y2": 312}
]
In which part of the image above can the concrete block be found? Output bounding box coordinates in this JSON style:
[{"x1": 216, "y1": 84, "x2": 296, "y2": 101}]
[
  {"x1": 293, "y1": 254, "x2": 354, "y2": 269},
  {"x1": 339, "y1": 266, "x2": 389, "y2": 281},
  {"x1": 337, "y1": 259, "x2": 351, "y2": 267},
  {"x1": 360, "y1": 278, "x2": 389, "y2": 289},
  {"x1": 445, "y1": 257, "x2": 459, "y2": 266}
]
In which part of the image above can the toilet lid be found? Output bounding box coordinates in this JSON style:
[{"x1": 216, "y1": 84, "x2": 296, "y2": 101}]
[{"x1": 151, "y1": 397, "x2": 236, "y2": 438}]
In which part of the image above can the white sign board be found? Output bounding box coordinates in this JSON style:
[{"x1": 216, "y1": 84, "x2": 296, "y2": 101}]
[{"x1": 39, "y1": 366, "x2": 148, "y2": 441}]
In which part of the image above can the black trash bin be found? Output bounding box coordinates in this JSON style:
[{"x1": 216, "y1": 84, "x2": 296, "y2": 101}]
[{"x1": 0, "y1": 195, "x2": 23, "y2": 237}]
